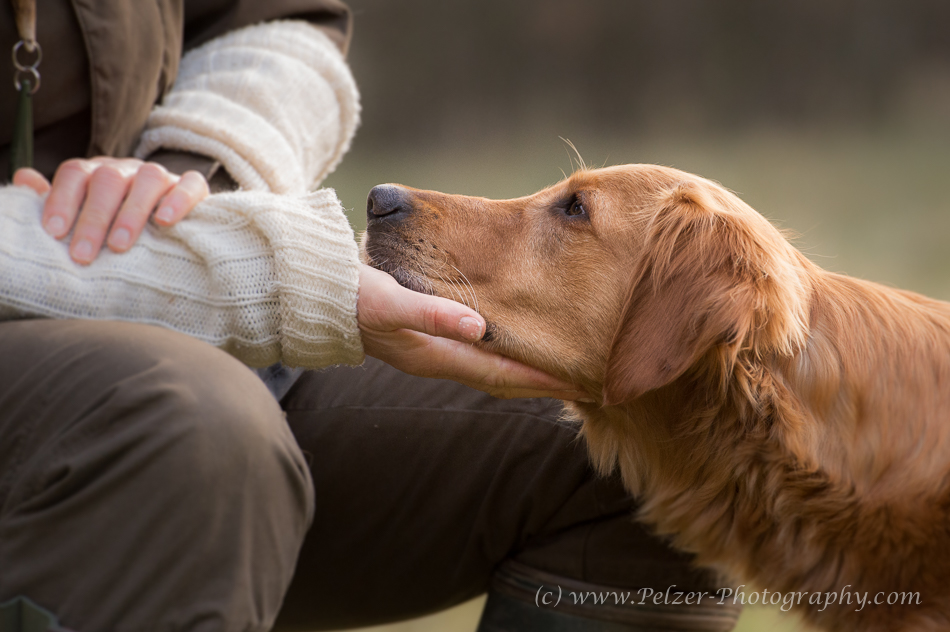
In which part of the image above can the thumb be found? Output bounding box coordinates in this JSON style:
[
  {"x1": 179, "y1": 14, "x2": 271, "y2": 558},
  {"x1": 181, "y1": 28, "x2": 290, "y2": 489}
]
[{"x1": 359, "y1": 264, "x2": 486, "y2": 343}]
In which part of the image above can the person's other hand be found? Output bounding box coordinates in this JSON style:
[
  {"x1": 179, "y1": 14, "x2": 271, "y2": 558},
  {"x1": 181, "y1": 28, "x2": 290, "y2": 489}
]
[
  {"x1": 358, "y1": 265, "x2": 591, "y2": 401},
  {"x1": 14, "y1": 157, "x2": 210, "y2": 265}
]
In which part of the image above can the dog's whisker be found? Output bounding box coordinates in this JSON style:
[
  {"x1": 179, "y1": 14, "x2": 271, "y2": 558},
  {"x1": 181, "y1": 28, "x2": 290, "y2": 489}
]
[
  {"x1": 450, "y1": 264, "x2": 479, "y2": 313},
  {"x1": 430, "y1": 256, "x2": 468, "y2": 308},
  {"x1": 449, "y1": 274, "x2": 471, "y2": 310},
  {"x1": 435, "y1": 269, "x2": 467, "y2": 308},
  {"x1": 414, "y1": 262, "x2": 435, "y2": 295},
  {"x1": 438, "y1": 258, "x2": 476, "y2": 312}
]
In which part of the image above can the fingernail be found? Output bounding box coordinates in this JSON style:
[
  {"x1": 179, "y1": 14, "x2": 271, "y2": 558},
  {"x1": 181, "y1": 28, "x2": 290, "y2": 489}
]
[
  {"x1": 155, "y1": 206, "x2": 174, "y2": 223},
  {"x1": 72, "y1": 239, "x2": 94, "y2": 263},
  {"x1": 109, "y1": 227, "x2": 131, "y2": 250},
  {"x1": 44, "y1": 215, "x2": 66, "y2": 237},
  {"x1": 459, "y1": 316, "x2": 484, "y2": 341}
]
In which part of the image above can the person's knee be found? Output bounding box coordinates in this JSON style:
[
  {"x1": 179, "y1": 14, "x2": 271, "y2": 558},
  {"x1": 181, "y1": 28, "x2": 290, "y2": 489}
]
[
  {"x1": 131, "y1": 332, "x2": 316, "y2": 597},
  {"x1": 158, "y1": 355, "x2": 316, "y2": 535},
  {"x1": 100, "y1": 322, "x2": 315, "y2": 527},
  {"x1": 0, "y1": 321, "x2": 313, "y2": 631},
  {"x1": 4, "y1": 320, "x2": 314, "y2": 536}
]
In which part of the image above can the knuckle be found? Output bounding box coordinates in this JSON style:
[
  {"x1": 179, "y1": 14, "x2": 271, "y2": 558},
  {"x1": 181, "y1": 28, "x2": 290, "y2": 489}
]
[
  {"x1": 78, "y1": 205, "x2": 116, "y2": 227},
  {"x1": 477, "y1": 369, "x2": 502, "y2": 389},
  {"x1": 112, "y1": 157, "x2": 144, "y2": 174},
  {"x1": 164, "y1": 193, "x2": 190, "y2": 210},
  {"x1": 89, "y1": 164, "x2": 128, "y2": 187},
  {"x1": 421, "y1": 304, "x2": 442, "y2": 334},
  {"x1": 59, "y1": 158, "x2": 92, "y2": 174},
  {"x1": 53, "y1": 159, "x2": 94, "y2": 183},
  {"x1": 115, "y1": 199, "x2": 150, "y2": 222},
  {"x1": 163, "y1": 190, "x2": 190, "y2": 210},
  {"x1": 137, "y1": 161, "x2": 170, "y2": 182},
  {"x1": 114, "y1": 210, "x2": 148, "y2": 231}
]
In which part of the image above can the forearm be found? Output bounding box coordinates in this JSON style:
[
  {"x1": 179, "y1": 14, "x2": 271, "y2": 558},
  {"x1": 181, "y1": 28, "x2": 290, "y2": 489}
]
[{"x1": 0, "y1": 186, "x2": 363, "y2": 368}]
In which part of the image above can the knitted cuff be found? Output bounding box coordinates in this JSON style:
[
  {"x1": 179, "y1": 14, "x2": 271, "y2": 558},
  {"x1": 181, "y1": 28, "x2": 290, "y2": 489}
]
[
  {"x1": 224, "y1": 188, "x2": 364, "y2": 367},
  {"x1": 134, "y1": 21, "x2": 360, "y2": 194}
]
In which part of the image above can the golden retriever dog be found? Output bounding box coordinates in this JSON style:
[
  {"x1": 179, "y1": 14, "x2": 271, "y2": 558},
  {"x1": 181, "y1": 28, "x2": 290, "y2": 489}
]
[{"x1": 360, "y1": 164, "x2": 950, "y2": 631}]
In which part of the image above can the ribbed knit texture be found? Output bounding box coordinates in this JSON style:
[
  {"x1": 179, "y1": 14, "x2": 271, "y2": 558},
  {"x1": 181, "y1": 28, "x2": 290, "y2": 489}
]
[
  {"x1": 134, "y1": 20, "x2": 360, "y2": 194},
  {"x1": 0, "y1": 186, "x2": 362, "y2": 368}
]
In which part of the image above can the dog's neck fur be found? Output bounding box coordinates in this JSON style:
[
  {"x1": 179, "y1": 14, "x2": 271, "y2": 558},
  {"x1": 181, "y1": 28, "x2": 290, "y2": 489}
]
[{"x1": 576, "y1": 265, "x2": 950, "y2": 631}]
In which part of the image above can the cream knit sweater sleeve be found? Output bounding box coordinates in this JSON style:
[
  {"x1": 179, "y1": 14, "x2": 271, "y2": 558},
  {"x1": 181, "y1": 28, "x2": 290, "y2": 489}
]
[
  {"x1": 135, "y1": 20, "x2": 360, "y2": 194},
  {"x1": 0, "y1": 20, "x2": 365, "y2": 368},
  {"x1": 0, "y1": 186, "x2": 363, "y2": 368}
]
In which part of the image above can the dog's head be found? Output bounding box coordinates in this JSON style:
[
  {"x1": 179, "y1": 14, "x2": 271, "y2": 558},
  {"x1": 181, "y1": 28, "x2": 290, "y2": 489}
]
[{"x1": 361, "y1": 164, "x2": 810, "y2": 405}]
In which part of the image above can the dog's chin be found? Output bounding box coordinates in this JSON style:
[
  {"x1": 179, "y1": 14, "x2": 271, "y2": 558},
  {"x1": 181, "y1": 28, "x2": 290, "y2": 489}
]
[
  {"x1": 368, "y1": 257, "x2": 434, "y2": 296},
  {"x1": 361, "y1": 236, "x2": 435, "y2": 296},
  {"x1": 387, "y1": 267, "x2": 434, "y2": 295}
]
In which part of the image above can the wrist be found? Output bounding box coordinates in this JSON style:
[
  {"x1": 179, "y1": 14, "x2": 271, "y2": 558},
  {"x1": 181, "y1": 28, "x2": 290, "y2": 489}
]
[{"x1": 145, "y1": 150, "x2": 238, "y2": 192}]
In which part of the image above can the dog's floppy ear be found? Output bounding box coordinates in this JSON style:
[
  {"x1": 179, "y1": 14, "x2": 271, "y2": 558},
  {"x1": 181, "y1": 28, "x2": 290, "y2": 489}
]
[{"x1": 602, "y1": 181, "x2": 763, "y2": 406}]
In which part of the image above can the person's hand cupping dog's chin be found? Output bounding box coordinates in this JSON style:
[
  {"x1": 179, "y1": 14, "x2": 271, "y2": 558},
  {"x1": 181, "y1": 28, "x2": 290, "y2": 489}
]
[{"x1": 357, "y1": 264, "x2": 589, "y2": 401}]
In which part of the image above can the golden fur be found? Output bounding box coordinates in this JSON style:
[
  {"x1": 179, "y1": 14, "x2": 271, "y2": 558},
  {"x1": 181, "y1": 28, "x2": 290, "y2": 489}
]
[{"x1": 361, "y1": 164, "x2": 950, "y2": 631}]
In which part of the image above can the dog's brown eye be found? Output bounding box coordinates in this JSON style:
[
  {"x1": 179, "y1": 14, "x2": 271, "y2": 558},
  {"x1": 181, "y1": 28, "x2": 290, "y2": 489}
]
[{"x1": 565, "y1": 200, "x2": 586, "y2": 217}]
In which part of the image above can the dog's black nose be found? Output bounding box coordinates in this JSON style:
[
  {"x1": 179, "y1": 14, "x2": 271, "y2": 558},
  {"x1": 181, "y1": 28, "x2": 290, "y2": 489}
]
[{"x1": 367, "y1": 185, "x2": 413, "y2": 222}]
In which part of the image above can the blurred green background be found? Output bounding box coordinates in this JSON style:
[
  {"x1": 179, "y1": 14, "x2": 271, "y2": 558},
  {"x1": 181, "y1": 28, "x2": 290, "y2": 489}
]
[{"x1": 321, "y1": 1, "x2": 950, "y2": 630}]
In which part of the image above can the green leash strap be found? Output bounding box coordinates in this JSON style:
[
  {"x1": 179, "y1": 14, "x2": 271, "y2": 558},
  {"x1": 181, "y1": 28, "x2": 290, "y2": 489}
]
[
  {"x1": 9, "y1": 0, "x2": 40, "y2": 179},
  {"x1": 10, "y1": 71, "x2": 34, "y2": 177}
]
